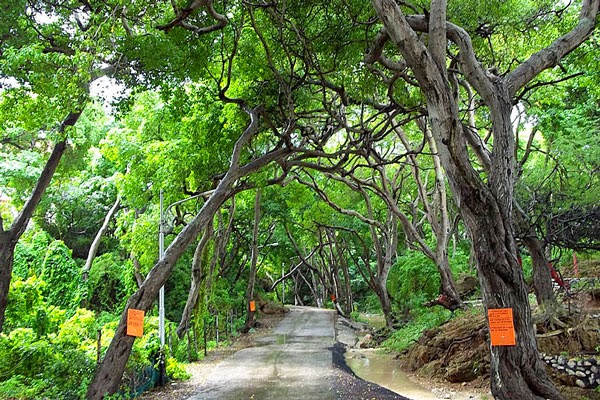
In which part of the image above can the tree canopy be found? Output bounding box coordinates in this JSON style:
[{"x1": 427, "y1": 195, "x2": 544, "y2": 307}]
[{"x1": 1, "y1": 1, "x2": 599, "y2": 399}]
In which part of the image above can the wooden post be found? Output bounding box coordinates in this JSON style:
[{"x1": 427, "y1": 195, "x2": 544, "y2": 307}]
[
  {"x1": 225, "y1": 312, "x2": 229, "y2": 338},
  {"x1": 193, "y1": 324, "x2": 198, "y2": 355},
  {"x1": 168, "y1": 325, "x2": 173, "y2": 357},
  {"x1": 203, "y1": 317, "x2": 208, "y2": 357},
  {"x1": 187, "y1": 330, "x2": 192, "y2": 362},
  {"x1": 96, "y1": 329, "x2": 102, "y2": 365},
  {"x1": 215, "y1": 314, "x2": 219, "y2": 345}
]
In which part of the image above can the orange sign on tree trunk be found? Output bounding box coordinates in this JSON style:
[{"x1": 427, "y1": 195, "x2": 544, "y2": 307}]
[
  {"x1": 249, "y1": 301, "x2": 256, "y2": 312},
  {"x1": 126, "y1": 309, "x2": 145, "y2": 338},
  {"x1": 488, "y1": 308, "x2": 516, "y2": 346}
]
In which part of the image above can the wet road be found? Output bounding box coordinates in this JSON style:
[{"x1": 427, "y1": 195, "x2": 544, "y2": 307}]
[{"x1": 187, "y1": 306, "x2": 337, "y2": 400}]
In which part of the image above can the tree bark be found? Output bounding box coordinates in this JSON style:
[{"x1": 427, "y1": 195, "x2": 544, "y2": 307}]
[
  {"x1": 242, "y1": 188, "x2": 261, "y2": 333},
  {"x1": 523, "y1": 236, "x2": 558, "y2": 317},
  {"x1": 86, "y1": 108, "x2": 288, "y2": 399},
  {"x1": 0, "y1": 111, "x2": 81, "y2": 331},
  {"x1": 370, "y1": 0, "x2": 598, "y2": 397},
  {"x1": 0, "y1": 233, "x2": 17, "y2": 331},
  {"x1": 176, "y1": 223, "x2": 213, "y2": 339},
  {"x1": 83, "y1": 196, "x2": 121, "y2": 280}
]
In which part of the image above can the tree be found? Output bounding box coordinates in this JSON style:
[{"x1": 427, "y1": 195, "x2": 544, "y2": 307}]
[
  {"x1": 368, "y1": 0, "x2": 599, "y2": 398},
  {"x1": 0, "y1": 113, "x2": 81, "y2": 330},
  {"x1": 242, "y1": 188, "x2": 262, "y2": 332},
  {"x1": 87, "y1": 103, "x2": 293, "y2": 397},
  {"x1": 6, "y1": 1, "x2": 594, "y2": 397},
  {"x1": 0, "y1": 0, "x2": 123, "y2": 330}
]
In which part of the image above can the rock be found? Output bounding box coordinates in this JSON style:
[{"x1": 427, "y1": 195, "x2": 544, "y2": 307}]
[
  {"x1": 455, "y1": 274, "x2": 479, "y2": 297},
  {"x1": 356, "y1": 334, "x2": 373, "y2": 349},
  {"x1": 558, "y1": 355, "x2": 567, "y2": 365},
  {"x1": 575, "y1": 370, "x2": 587, "y2": 378},
  {"x1": 445, "y1": 362, "x2": 478, "y2": 383},
  {"x1": 261, "y1": 301, "x2": 288, "y2": 315},
  {"x1": 576, "y1": 379, "x2": 588, "y2": 388}
]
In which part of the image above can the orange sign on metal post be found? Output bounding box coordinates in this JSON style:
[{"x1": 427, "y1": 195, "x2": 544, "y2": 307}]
[
  {"x1": 488, "y1": 308, "x2": 516, "y2": 346},
  {"x1": 249, "y1": 301, "x2": 256, "y2": 312},
  {"x1": 127, "y1": 309, "x2": 145, "y2": 338}
]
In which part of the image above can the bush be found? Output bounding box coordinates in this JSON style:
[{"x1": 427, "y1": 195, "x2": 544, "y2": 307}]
[
  {"x1": 1, "y1": 279, "x2": 100, "y2": 399},
  {"x1": 85, "y1": 253, "x2": 136, "y2": 313},
  {"x1": 383, "y1": 307, "x2": 454, "y2": 353},
  {"x1": 0, "y1": 320, "x2": 95, "y2": 400},
  {"x1": 166, "y1": 357, "x2": 191, "y2": 380},
  {"x1": 38, "y1": 240, "x2": 83, "y2": 311},
  {"x1": 0, "y1": 375, "x2": 47, "y2": 399},
  {"x1": 388, "y1": 252, "x2": 440, "y2": 310}
]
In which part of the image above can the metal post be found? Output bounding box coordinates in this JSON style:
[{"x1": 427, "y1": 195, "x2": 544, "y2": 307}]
[
  {"x1": 156, "y1": 189, "x2": 214, "y2": 385},
  {"x1": 158, "y1": 190, "x2": 166, "y2": 386}
]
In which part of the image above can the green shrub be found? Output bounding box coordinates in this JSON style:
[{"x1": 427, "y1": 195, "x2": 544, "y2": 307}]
[
  {"x1": 86, "y1": 253, "x2": 136, "y2": 313},
  {"x1": 1, "y1": 283, "x2": 100, "y2": 400},
  {"x1": 38, "y1": 240, "x2": 83, "y2": 311},
  {"x1": 388, "y1": 252, "x2": 440, "y2": 309},
  {"x1": 0, "y1": 375, "x2": 48, "y2": 399},
  {"x1": 166, "y1": 357, "x2": 191, "y2": 380},
  {"x1": 12, "y1": 229, "x2": 53, "y2": 280},
  {"x1": 383, "y1": 307, "x2": 453, "y2": 353}
]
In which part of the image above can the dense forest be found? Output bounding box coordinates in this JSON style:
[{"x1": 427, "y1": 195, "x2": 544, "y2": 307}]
[{"x1": 1, "y1": 1, "x2": 599, "y2": 399}]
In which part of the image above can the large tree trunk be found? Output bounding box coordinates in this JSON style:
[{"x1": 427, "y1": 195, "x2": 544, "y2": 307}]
[
  {"x1": 369, "y1": 0, "x2": 598, "y2": 397},
  {"x1": 374, "y1": 279, "x2": 394, "y2": 327},
  {"x1": 523, "y1": 236, "x2": 559, "y2": 319},
  {"x1": 86, "y1": 108, "x2": 288, "y2": 399},
  {"x1": 0, "y1": 234, "x2": 17, "y2": 331},
  {"x1": 435, "y1": 251, "x2": 462, "y2": 310},
  {"x1": 241, "y1": 188, "x2": 261, "y2": 333},
  {"x1": 469, "y1": 205, "x2": 560, "y2": 399},
  {"x1": 86, "y1": 180, "x2": 235, "y2": 399},
  {"x1": 176, "y1": 223, "x2": 213, "y2": 339}
]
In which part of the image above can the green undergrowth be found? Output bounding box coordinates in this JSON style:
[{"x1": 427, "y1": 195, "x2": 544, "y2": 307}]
[{"x1": 383, "y1": 307, "x2": 456, "y2": 353}]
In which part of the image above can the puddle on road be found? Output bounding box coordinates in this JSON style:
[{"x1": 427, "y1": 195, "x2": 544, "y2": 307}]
[{"x1": 345, "y1": 349, "x2": 480, "y2": 400}]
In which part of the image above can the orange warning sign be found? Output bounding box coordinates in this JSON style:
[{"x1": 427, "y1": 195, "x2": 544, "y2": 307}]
[
  {"x1": 249, "y1": 301, "x2": 256, "y2": 312},
  {"x1": 331, "y1": 294, "x2": 336, "y2": 302},
  {"x1": 488, "y1": 308, "x2": 516, "y2": 346},
  {"x1": 126, "y1": 309, "x2": 145, "y2": 337}
]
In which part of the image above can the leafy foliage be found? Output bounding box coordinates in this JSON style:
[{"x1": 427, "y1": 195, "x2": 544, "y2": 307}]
[
  {"x1": 85, "y1": 253, "x2": 136, "y2": 313},
  {"x1": 383, "y1": 307, "x2": 454, "y2": 353}
]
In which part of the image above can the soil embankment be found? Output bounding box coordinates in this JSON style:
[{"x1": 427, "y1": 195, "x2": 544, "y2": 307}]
[{"x1": 396, "y1": 263, "x2": 600, "y2": 400}]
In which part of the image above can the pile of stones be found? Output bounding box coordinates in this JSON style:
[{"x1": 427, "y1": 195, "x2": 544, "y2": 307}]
[{"x1": 540, "y1": 353, "x2": 600, "y2": 388}]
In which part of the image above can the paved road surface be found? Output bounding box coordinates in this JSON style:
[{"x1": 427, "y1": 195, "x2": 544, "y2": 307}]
[{"x1": 187, "y1": 306, "x2": 337, "y2": 399}]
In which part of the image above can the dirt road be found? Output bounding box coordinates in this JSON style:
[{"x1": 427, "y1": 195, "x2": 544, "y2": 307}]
[{"x1": 186, "y1": 306, "x2": 406, "y2": 400}]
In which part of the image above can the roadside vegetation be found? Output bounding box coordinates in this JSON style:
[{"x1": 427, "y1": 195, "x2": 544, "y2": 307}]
[{"x1": 1, "y1": 1, "x2": 599, "y2": 399}]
